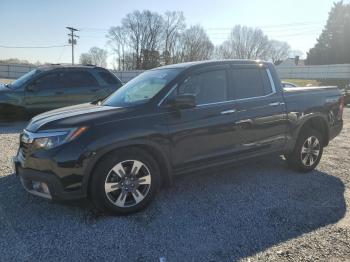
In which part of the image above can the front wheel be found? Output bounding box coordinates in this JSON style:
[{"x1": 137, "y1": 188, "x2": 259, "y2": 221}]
[
  {"x1": 285, "y1": 128, "x2": 324, "y2": 172},
  {"x1": 89, "y1": 148, "x2": 160, "y2": 215}
]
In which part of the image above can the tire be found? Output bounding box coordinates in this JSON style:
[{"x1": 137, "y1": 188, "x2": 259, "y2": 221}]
[
  {"x1": 284, "y1": 128, "x2": 324, "y2": 172},
  {"x1": 0, "y1": 104, "x2": 26, "y2": 121},
  {"x1": 89, "y1": 148, "x2": 161, "y2": 215}
]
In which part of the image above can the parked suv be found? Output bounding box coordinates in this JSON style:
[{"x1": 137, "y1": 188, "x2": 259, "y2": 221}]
[
  {"x1": 0, "y1": 65, "x2": 122, "y2": 119},
  {"x1": 13, "y1": 60, "x2": 344, "y2": 215}
]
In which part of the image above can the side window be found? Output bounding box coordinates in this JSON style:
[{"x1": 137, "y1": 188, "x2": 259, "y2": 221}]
[
  {"x1": 61, "y1": 71, "x2": 98, "y2": 88},
  {"x1": 98, "y1": 71, "x2": 122, "y2": 86},
  {"x1": 231, "y1": 68, "x2": 273, "y2": 99},
  {"x1": 261, "y1": 69, "x2": 273, "y2": 95},
  {"x1": 178, "y1": 69, "x2": 228, "y2": 105},
  {"x1": 33, "y1": 73, "x2": 61, "y2": 90}
]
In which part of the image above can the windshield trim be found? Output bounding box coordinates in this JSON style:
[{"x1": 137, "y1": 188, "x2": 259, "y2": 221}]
[{"x1": 9, "y1": 69, "x2": 39, "y2": 89}]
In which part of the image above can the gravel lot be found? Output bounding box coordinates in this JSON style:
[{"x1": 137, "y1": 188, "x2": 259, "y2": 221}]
[{"x1": 0, "y1": 108, "x2": 349, "y2": 262}]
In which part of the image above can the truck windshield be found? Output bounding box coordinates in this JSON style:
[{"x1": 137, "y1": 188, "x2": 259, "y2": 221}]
[
  {"x1": 9, "y1": 69, "x2": 39, "y2": 89},
  {"x1": 102, "y1": 68, "x2": 180, "y2": 107}
]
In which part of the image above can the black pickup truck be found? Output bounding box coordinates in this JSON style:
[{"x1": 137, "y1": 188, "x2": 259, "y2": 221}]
[{"x1": 13, "y1": 60, "x2": 344, "y2": 215}]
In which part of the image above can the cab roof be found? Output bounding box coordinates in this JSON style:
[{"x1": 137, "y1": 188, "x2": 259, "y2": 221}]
[
  {"x1": 154, "y1": 59, "x2": 270, "y2": 70},
  {"x1": 37, "y1": 64, "x2": 105, "y2": 71}
]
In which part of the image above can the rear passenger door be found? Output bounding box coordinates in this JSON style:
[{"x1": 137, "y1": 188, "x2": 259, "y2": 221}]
[
  {"x1": 60, "y1": 70, "x2": 102, "y2": 106},
  {"x1": 230, "y1": 65, "x2": 287, "y2": 156}
]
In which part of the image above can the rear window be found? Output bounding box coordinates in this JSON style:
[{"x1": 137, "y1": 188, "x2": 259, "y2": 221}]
[
  {"x1": 98, "y1": 71, "x2": 122, "y2": 86},
  {"x1": 231, "y1": 68, "x2": 273, "y2": 99}
]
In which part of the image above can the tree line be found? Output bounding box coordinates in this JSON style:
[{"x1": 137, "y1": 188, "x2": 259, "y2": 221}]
[{"x1": 80, "y1": 10, "x2": 292, "y2": 69}]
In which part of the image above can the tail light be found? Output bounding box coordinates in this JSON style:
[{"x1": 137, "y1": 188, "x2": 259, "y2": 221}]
[{"x1": 338, "y1": 96, "x2": 344, "y2": 120}]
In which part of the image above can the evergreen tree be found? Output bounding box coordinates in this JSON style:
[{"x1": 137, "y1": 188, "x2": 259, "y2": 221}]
[{"x1": 306, "y1": 1, "x2": 350, "y2": 65}]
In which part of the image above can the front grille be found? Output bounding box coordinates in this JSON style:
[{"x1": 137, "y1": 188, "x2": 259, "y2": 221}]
[{"x1": 20, "y1": 142, "x2": 30, "y2": 159}]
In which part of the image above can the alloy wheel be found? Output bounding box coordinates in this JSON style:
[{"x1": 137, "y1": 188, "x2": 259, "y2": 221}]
[
  {"x1": 300, "y1": 136, "x2": 321, "y2": 167},
  {"x1": 104, "y1": 160, "x2": 151, "y2": 208}
]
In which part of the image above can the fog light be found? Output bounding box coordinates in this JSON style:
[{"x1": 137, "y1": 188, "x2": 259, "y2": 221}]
[
  {"x1": 32, "y1": 181, "x2": 41, "y2": 191},
  {"x1": 41, "y1": 182, "x2": 50, "y2": 195},
  {"x1": 31, "y1": 181, "x2": 50, "y2": 195}
]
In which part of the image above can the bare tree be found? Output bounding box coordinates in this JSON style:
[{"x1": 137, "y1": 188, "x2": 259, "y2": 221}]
[
  {"x1": 179, "y1": 25, "x2": 214, "y2": 62},
  {"x1": 289, "y1": 49, "x2": 304, "y2": 58},
  {"x1": 162, "y1": 11, "x2": 185, "y2": 64},
  {"x1": 79, "y1": 53, "x2": 93, "y2": 65},
  {"x1": 120, "y1": 10, "x2": 164, "y2": 69},
  {"x1": 141, "y1": 11, "x2": 164, "y2": 69},
  {"x1": 107, "y1": 26, "x2": 128, "y2": 70},
  {"x1": 269, "y1": 40, "x2": 291, "y2": 64},
  {"x1": 217, "y1": 25, "x2": 271, "y2": 60},
  {"x1": 79, "y1": 47, "x2": 107, "y2": 67}
]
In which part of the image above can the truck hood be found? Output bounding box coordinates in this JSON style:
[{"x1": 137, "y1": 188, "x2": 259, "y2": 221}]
[{"x1": 26, "y1": 103, "x2": 130, "y2": 132}]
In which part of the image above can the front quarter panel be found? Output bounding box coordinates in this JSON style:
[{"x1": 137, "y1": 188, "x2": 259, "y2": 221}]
[
  {"x1": 81, "y1": 111, "x2": 171, "y2": 190},
  {"x1": 0, "y1": 88, "x2": 25, "y2": 108}
]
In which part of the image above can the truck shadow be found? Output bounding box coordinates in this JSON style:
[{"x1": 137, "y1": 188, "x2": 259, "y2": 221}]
[{"x1": 0, "y1": 156, "x2": 346, "y2": 261}]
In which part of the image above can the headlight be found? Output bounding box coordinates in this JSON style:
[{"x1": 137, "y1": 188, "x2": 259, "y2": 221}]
[{"x1": 32, "y1": 127, "x2": 88, "y2": 150}]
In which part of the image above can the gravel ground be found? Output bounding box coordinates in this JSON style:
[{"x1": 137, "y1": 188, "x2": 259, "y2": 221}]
[{"x1": 0, "y1": 108, "x2": 349, "y2": 262}]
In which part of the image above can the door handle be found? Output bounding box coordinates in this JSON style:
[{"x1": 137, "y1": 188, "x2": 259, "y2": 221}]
[
  {"x1": 269, "y1": 102, "x2": 284, "y2": 106},
  {"x1": 221, "y1": 109, "x2": 236, "y2": 115},
  {"x1": 236, "y1": 119, "x2": 253, "y2": 125},
  {"x1": 55, "y1": 91, "x2": 63, "y2": 95}
]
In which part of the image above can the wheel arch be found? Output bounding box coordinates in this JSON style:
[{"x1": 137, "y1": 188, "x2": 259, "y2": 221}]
[
  {"x1": 297, "y1": 115, "x2": 330, "y2": 147},
  {"x1": 82, "y1": 141, "x2": 173, "y2": 196}
]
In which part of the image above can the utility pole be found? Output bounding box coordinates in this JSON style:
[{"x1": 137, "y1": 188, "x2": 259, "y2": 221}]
[{"x1": 66, "y1": 27, "x2": 79, "y2": 65}]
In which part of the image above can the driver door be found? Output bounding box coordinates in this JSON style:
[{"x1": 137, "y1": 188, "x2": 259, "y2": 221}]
[
  {"x1": 24, "y1": 72, "x2": 63, "y2": 113},
  {"x1": 163, "y1": 65, "x2": 240, "y2": 171}
]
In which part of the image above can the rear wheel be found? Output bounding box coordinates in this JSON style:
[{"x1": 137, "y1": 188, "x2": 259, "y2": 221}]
[
  {"x1": 89, "y1": 148, "x2": 160, "y2": 215},
  {"x1": 285, "y1": 128, "x2": 324, "y2": 172},
  {"x1": 0, "y1": 104, "x2": 26, "y2": 121}
]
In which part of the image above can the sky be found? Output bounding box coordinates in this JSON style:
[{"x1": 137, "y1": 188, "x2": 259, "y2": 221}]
[{"x1": 0, "y1": 0, "x2": 341, "y2": 68}]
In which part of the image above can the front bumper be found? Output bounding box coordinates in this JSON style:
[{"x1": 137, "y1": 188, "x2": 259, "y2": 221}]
[{"x1": 13, "y1": 156, "x2": 85, "y2": 201}]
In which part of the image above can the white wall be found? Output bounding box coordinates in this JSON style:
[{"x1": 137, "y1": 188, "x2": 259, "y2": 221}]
[
  {"x1": 276, "y1": 64, "x2": 350, "y2": 80},
  {"x1": 1, "y1": 63, "x2": 349, "y2": 82}
]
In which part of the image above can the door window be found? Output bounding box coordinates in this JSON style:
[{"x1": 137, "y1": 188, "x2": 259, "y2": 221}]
[
  {"x1": 178, "y1": 69, "x2": 228, "y2": 105},
  {"x1": 33, "y1": 73, "x2": 61, "y2": 90},
  {"x1": 231, "y1": 68, "x2": 273, "y2": 99},
  {"x1": 61, "y1": 71, "x2": 98, "y2": 88}
]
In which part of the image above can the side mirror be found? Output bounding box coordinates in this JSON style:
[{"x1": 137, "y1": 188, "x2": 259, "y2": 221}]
[
  {"x1": 170, "y1": 94, "x2": 196, "y2": 109},
  {"x1": 26, "y1": 83, "x2": 37, "y2": 92}
]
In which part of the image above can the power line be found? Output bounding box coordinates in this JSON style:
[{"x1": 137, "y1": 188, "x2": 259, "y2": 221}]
[
  {"x1": 56, "y1": 45, "x2": 67, "y2": 63},
  {"x1": 0, "y1": 44, "x2": 69, "y2": 49},
  {"x1": 206, "y1": 21, "x2": 323, "y2": 30}
]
